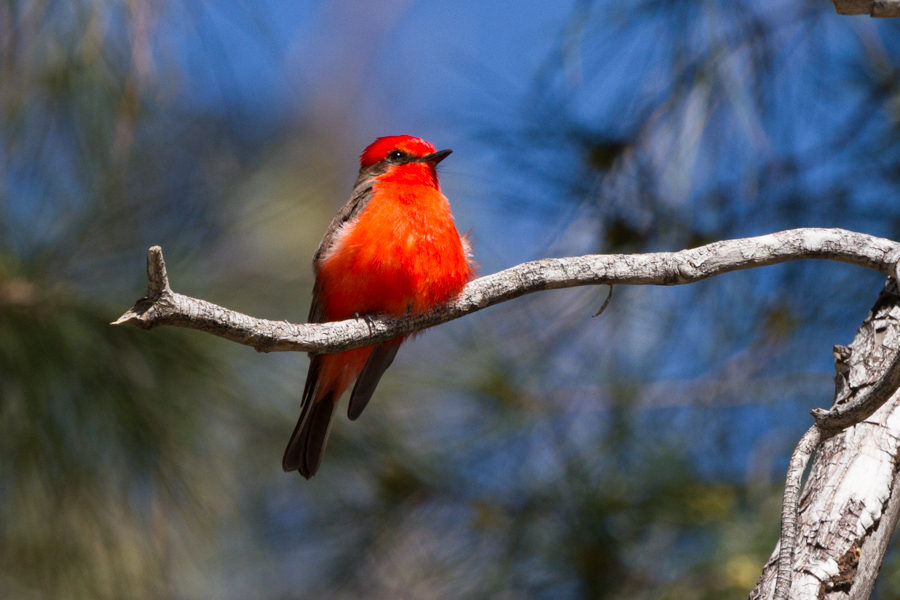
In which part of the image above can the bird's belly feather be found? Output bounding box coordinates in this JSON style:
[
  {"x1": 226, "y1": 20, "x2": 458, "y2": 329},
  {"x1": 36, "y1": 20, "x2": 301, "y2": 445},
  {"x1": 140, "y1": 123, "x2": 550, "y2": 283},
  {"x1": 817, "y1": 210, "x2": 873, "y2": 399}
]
[{"x1": 317, "y1": 186, "x2": 470, "y2": 321}]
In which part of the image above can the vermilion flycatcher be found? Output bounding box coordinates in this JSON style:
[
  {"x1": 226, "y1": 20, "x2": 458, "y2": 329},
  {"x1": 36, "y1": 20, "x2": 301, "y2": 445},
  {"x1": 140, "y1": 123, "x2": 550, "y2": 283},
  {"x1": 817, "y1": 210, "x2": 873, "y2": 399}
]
[{"x1": 282, "y1": 135, "x2": 474, "y2": 478}]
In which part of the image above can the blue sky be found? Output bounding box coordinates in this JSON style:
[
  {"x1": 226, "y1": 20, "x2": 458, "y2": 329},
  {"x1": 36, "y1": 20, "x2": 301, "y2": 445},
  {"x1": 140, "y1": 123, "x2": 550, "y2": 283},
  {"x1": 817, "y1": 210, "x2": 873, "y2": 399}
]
[{"x1": 170, "y1": 1, "x2": 583, "y2": 272}]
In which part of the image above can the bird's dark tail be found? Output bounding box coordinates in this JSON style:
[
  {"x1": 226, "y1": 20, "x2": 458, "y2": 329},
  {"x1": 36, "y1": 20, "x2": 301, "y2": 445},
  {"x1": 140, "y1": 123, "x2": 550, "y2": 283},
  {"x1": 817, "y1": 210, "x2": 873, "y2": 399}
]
[
  {"x1": 282, "y1": 356, "x2": 339, "y2": 479},
  {"x1": 282, "y1": 393, "x2": 338, "y2": 479}
]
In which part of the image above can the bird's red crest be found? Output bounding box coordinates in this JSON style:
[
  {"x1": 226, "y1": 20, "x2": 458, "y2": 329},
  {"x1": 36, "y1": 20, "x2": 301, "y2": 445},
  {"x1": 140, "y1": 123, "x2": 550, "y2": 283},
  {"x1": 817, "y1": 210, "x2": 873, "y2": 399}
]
[{"x1": 359, "y1": 135, "x2": 437, "y2": 168}]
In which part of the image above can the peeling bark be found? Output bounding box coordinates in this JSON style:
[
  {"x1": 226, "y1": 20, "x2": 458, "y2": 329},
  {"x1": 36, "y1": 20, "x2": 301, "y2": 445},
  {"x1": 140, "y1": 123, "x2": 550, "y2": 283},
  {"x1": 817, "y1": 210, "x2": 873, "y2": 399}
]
[
  {"x1": 830, "y1": 0, "x2": 900, "y2": 18},
  {"x1": 751, "y1": 280, "x2": 900, "y2": 600}
]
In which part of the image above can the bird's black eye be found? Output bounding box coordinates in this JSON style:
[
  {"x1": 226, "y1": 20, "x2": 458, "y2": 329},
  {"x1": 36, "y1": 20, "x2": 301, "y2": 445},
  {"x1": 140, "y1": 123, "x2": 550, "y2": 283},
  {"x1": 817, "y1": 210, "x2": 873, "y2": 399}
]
[{"x1": 388, "y1": 150, "x2": 405, "y2": 162}]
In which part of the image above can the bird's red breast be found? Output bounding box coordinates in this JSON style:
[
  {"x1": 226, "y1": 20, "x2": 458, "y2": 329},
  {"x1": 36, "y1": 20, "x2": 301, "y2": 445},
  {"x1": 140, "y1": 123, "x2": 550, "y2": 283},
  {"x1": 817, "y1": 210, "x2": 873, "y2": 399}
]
[{"x1": 317, "y1": 179, "x2": 471, "y2": 320}]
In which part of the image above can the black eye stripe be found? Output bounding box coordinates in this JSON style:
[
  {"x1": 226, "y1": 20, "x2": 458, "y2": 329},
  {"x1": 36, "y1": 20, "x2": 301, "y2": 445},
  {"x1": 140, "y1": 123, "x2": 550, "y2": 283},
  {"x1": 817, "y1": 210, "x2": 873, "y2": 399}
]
[{"x1": 388, "y1": 149, "x2": 408, "y2": 162}]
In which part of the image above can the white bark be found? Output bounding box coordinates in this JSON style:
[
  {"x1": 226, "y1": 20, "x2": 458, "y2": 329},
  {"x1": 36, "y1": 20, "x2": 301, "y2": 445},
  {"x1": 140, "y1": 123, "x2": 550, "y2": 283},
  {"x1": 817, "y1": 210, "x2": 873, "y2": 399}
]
[{"x1": 752, "y1": 280, "x2": 900, "y2": 600}]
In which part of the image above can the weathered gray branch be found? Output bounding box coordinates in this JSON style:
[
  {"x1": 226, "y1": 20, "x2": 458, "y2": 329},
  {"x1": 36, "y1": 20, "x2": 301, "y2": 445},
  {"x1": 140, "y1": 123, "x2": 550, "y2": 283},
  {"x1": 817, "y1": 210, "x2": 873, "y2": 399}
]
[
  {"x1": 752, "y1": 280, "x2": 900, "y2": 600},
  {"x1": 831, "y1": 0, "x2": 900, "y2": 17},
  {"x1": 113, "y1": 228, "x2": 900, "y2": 354}
]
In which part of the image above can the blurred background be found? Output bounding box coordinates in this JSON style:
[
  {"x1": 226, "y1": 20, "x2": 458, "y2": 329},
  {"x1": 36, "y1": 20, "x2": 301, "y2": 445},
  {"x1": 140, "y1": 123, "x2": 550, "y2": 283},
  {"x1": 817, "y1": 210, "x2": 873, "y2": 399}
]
[{"x1": 3, "y1": 0, "x2": 900, "y2": 598}]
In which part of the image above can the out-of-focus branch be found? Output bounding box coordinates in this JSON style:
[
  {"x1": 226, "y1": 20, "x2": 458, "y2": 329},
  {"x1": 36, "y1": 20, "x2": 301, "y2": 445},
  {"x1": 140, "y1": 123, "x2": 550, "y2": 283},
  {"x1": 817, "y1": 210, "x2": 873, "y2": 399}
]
[
  {"x1": 113, "y1": 228, "x2": 900, "y2": 354},
  {"x1": 831, "y1": 0, "x2": 900, "y2": 18}
]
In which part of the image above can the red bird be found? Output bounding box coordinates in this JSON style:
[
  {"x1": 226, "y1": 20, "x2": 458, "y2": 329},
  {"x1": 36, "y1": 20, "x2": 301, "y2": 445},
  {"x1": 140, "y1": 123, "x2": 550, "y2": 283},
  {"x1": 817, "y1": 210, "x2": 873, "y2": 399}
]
[{"x1": 283, "y1": 135, "x2": 474, "y2": 478}]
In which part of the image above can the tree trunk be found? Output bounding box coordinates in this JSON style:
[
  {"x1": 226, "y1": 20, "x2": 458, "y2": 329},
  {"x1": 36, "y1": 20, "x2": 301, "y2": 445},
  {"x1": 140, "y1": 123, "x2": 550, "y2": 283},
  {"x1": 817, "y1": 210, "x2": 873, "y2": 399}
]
[{"x1": 751, "y1": 279, "x2": 900, "y2": 599}]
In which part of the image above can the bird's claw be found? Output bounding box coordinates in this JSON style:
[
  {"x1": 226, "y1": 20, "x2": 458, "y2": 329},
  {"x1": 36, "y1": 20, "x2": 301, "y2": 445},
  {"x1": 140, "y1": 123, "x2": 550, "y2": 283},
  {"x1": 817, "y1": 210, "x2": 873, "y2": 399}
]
[{"x1": 356, "y1": 312, "x2": 376, "y2": 334}]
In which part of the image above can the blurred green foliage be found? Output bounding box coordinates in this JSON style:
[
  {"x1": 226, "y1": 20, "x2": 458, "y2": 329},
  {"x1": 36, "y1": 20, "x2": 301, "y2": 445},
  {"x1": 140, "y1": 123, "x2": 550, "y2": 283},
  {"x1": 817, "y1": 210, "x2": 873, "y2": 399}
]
[
  {"x1": 0, "y1": 1, "x2": 269, "y2": 597},
  {"x1": 3, "y1": 0, "x2": 900, "y2": 599},
  {"x1": 0, "y1": 277, "x2": 233, "y2": 598}
]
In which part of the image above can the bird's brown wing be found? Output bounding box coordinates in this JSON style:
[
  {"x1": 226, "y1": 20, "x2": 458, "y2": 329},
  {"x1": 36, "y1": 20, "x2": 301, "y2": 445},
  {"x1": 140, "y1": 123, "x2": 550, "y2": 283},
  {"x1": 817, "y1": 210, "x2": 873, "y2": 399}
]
[
  {"x1": 282, "y1": 174, "x2": 381, "y2": 477},
  {"x1": 347, "y1": 341, "x2": 400, "y2": 421},
  {"x1": 311, "y1": 168, "x2": 383, "y2": 264}
]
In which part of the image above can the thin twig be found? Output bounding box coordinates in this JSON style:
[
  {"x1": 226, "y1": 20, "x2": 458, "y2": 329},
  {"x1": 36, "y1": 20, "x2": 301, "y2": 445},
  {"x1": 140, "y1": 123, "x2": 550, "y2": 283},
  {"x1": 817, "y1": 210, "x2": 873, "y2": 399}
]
[{"x1": 592, "y1": 285, "x2": 614, "y2": 317}]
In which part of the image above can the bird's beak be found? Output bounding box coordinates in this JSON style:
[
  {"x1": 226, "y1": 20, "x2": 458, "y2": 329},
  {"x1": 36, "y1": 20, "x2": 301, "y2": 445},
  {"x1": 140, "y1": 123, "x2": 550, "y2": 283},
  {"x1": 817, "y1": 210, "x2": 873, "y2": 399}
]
[{"x1": 419, "y1": 149, "x2": 452, "y2": 164}]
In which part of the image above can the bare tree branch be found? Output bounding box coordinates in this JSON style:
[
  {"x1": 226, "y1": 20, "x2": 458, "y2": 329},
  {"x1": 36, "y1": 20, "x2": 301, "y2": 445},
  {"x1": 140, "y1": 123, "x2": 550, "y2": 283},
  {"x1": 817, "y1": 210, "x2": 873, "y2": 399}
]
[
  {"x1": 113, "y1": 228, "x2": 900, "y2": 354},
  {"x1": 774, "y1": 424, "x2": 824, "y2": 600}
]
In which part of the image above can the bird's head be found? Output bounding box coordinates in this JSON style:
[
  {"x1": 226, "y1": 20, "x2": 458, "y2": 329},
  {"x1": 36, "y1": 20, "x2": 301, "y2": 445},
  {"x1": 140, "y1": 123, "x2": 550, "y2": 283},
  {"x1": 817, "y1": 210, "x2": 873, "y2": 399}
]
[{"x1": 359, "y1": 135, "x2": 452, "y2": 188}]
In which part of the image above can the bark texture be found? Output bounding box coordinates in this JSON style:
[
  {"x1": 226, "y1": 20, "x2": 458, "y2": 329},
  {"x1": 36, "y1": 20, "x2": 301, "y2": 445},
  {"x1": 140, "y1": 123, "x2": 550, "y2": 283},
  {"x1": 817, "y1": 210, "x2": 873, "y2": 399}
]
[
  {"x1": 751, "y1": 280, "x2": 900, "y2": 600},
  {"x1": 114, "y1": 228, "x2": 900, "y2": 355}
]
